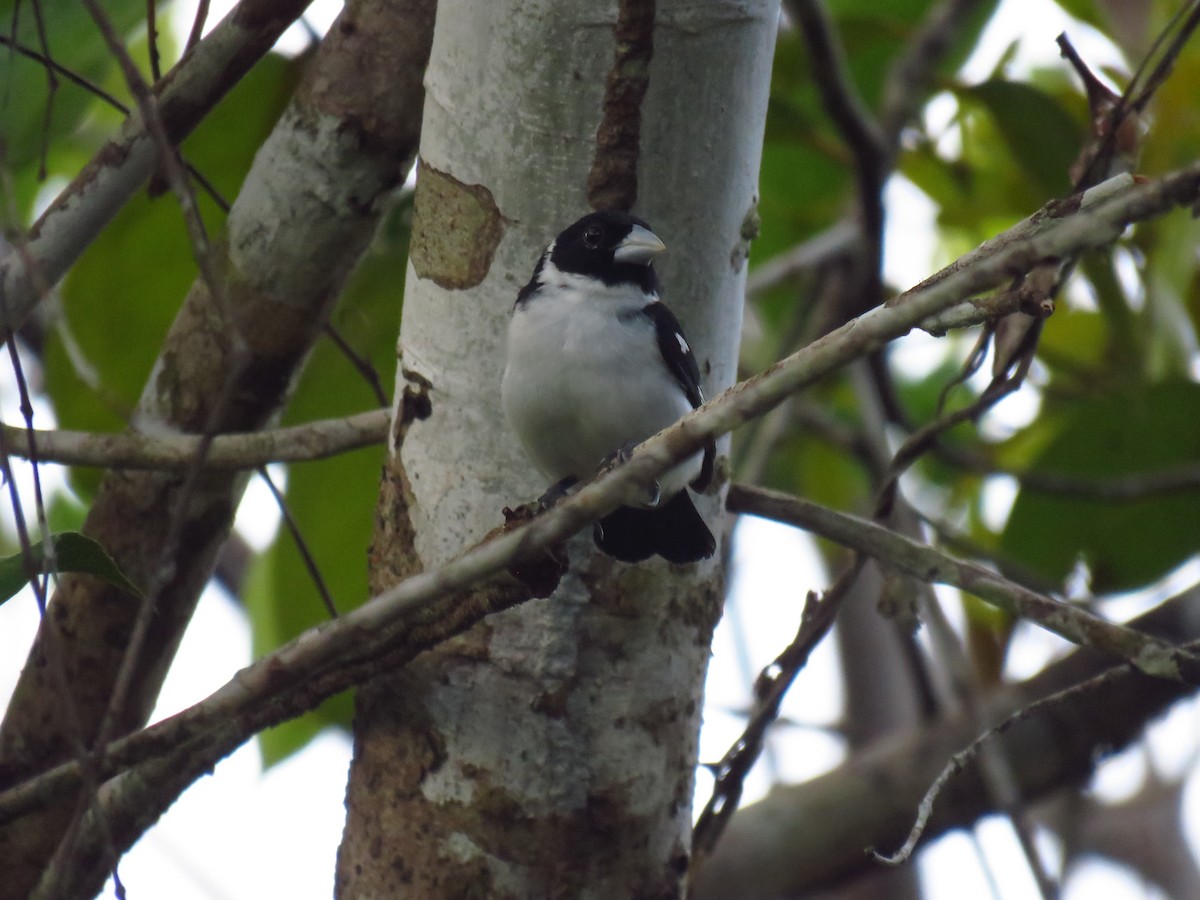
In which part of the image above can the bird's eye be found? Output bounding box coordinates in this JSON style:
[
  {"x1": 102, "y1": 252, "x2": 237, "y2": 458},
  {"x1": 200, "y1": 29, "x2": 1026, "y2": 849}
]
[{"x1": 583, "y1": 225, "x2": 603, "y2": 248}]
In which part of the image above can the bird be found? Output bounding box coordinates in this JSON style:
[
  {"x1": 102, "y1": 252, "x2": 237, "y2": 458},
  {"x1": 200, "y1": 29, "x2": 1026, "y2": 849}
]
[{"x1": 501, "y1": 210, "x2": 716, "y2": 564}]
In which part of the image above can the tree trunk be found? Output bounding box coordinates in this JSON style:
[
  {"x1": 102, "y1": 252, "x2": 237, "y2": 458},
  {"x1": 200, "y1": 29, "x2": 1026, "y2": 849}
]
[
  {"x1": 336, "y1": 2, "x2": 778, "y2": 896},
  {"x1": 0, "y1": 1, "x2": 433, "y2": 894}
]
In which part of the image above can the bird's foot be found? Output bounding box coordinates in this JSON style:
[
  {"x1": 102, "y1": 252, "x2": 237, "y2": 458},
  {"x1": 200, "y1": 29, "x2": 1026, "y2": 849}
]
[
  {"x1": 597, "y1": 441, "x2": 661, "y2": 507},
  {"x1": 597, "y1": 440, "x2": 638, "y2": 474},
  {"x1": 537, "y1": 476, "x2": 579, "y2": 511}
]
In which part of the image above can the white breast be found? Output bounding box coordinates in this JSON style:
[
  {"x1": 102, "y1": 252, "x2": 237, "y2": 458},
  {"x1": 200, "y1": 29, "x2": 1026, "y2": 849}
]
[{"x1": 501, "y1": 272, "x2": 700, "y2": 499}]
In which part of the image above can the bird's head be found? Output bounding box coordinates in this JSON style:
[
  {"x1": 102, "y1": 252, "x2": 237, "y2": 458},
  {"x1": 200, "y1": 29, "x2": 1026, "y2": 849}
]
[{"x1": 547, "y1": 211, "x2": 666, "y2": 289}]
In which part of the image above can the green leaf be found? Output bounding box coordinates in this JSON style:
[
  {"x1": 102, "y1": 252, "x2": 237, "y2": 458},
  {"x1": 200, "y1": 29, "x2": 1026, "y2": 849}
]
[
  {"x1": 962, "y1": 80, "x2": 1081, "y2": 197},
  {"x1": 1036, "y1": 298, "x2": 1115, "y2": 385},
  {"x1": 1049, "y1": 0, "x2": 1106, "y2": 31},
  {"x1": 0, "y1": 531, "x2": 141, "y2": 605},
  {"x1": 1001, "y1": 380, "x2": 1200, "y2": 593}
]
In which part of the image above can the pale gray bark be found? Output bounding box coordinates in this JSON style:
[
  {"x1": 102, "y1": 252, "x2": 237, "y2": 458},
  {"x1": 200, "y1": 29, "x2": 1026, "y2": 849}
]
[{"x1": 338, "y1": 2, "x2": 779, "y2": 896}]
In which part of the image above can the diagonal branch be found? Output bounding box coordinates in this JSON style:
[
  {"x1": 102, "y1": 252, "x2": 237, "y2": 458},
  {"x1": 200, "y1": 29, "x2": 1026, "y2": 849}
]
[
  {"x1": 725, "y1": 484, "x2": 1193, "y2": 680},
  {"x1": 2, "y1": 160, "x2": 1199, "y2": 860},
  {"x1": 690, "y1": 585, "x2": 1200, "y2": 899},
  {"x1": 789, "y1": 0, "x2": 887, "y2": 233}
]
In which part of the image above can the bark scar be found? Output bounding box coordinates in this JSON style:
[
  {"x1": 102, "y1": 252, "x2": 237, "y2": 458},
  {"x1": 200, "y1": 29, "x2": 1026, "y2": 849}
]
[
  {"x1": 393, "y1": 366, "x2": 433, "y2": 449},
  {"x1": 409, "y1": 163, "x2": 506, "y2": 289},
  {"x1": 587, "y1": 0, "x2": 655, "y2": 212}
]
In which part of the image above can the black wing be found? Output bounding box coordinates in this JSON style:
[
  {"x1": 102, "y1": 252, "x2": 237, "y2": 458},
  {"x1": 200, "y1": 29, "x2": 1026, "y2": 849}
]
[
  {"x1": 641, "y1": 301, "x2": 704, "y2": 408},
  {"x1": 640, "y1": 301, "x2": 714, "y2": 491}
]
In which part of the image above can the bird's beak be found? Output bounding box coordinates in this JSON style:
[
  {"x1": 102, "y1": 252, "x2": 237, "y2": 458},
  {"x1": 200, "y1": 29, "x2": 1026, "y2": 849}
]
[{"x1": 613, "y1": 224, "x2": 666, "y2": 265}]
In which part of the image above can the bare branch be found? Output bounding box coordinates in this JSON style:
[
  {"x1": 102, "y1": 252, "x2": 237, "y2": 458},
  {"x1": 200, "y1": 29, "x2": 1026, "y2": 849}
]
[
  {"x1": 2, "y1": 160, "x2": 1198, "y2": 873},
  {"x1": 693, "y1": 561, "x2": 865, "y2": 853},
  {"x1": 790, "y1": 0, "x2": 887, "y2": 246},
  {"x1": 691, "y1": 586, "x2": 1200, "y2": 898},
  {"x1": 745, "y1": 221, "x2": 859, "y2": 299},
  {"x1": 776, "y1": 0, "x2": 991, "y2": 307},
  {"x1": 186, "y1": 0, "x2": 212, "y2": 55},
  {"x1": 257, "y1": 465, "x2": 339, "y2": 619},
  {"x1": 874, "y1": 625, "x2": 1200, "y2": 869},
  {"x1": 727, "y1": 483, "x2": 1200, "y2": 681},
  {"x1": 0, "y1": 35, "x2": 128, "y2": 116},
  {"x1": 0, "y1": 409, "x2": 389, "y2": 469}
]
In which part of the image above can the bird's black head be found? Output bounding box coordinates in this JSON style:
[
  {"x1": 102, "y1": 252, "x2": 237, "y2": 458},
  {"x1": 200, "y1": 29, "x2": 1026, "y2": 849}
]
[{"x1": 547, "y1": 211, "x2": 665, "y2": 292}]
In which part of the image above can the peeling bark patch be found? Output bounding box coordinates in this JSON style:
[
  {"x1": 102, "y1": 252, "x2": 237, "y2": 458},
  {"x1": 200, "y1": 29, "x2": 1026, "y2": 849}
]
[
  {"x1": 369, "y1": 456, "x2": 423, "y2": 593},
  {"x1": 399, "y1": 367, "x2": 433, "y2": 430},
  {"x1": 437, "y1": 855, "x2": 497, "y2": 898},
  {"x1": 587, "y1": 0, "x2": 655, "y2": 212},
  {"x1": 731, "y1": 198, "x2": 761, "y2": 273},
  {"x1": 532, "y1": 680, "x2": 573, "y2": 718},
  {"x1": 409, "y1": 164, "x2": 505, "y2": 289}
]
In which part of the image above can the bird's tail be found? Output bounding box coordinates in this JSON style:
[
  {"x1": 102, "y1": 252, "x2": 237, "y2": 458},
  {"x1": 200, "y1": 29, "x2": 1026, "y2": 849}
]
[{"x1": 593, "y1": 492, "x2": 715, "y2": 564}]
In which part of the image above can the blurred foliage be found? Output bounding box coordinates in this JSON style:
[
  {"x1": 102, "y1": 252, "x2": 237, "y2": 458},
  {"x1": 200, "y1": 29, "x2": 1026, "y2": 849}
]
[
  {"x1": 2, "y1": 0, "x2": 1199, "y2": 773},
  {"x1": 3, "y1": 10, "x2": 399, "y2": 763},
  {"x1": 247, "y1": 201, "x2": 408, "y2": 765},
  {"x1": 44, "y1": 51, "x2": 301, "y2": 496},
  {"x1": 1001, "y1": 380, "x2": 1200, "y2": 592},
  {"x1": 745, "y1": 0, "x2": 1200, "y2": 662}
]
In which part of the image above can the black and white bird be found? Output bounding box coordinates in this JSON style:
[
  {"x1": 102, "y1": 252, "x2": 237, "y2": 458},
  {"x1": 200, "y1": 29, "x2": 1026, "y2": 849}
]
[{"x1": 501, "y1": 210, "x2": 715, "y2": 564}]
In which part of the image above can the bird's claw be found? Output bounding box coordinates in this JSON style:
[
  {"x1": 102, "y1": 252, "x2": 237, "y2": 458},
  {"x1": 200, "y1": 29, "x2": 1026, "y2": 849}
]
[
  {"x1": 597, "y1": 440, "x2": 639, "y2": 475},
  {"x1": 597, "y1": 441, "x2": 661, "y2": 507},
  {"x1": 537, "y1": 476, "x2": 579, "y2": 511}
]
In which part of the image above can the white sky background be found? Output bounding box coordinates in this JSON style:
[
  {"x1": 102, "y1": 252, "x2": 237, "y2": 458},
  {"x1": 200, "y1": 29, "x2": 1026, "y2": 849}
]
[{"x1": 0, "y1": 1, "x2": 1197, "y2": 898}]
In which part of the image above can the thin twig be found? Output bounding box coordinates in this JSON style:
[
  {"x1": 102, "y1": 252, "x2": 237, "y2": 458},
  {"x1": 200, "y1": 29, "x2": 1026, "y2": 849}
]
[
  {"x1": 0, "y1": 33, "x2": 129, "y2": 112},
  {"x1": 748, "y1": 0, "x2": 988, "y2": 301},
  {"x1": 869, "y1": 641, "x2": 1184, "y2": 865},
  {"x1": 874, "y1": 338, "x2": 1034, "y2": 522},
  {"x1": 323, "y1": 324, "x2": 389, "y2": 407},
  {"x1": 28, "y1": 0, "x2": 58, "y2": 181},
  {"x1": 745, "y1": 221, "x2": 859, "y2": 298},
  {"x1": 854, "y1": 359, "x2": 1058, "y2": 896},
  {"x1": 789, "y1": 0, "x2": 887, "y2": 272},
  {"x1": 0, "y1": 33, "x2": 232, "y2": 214},
  {"x1": 81, "y1": 0, "x2": 218, "y2": 298},
  {"x1": 1127, "y1": 1, "x2": 1200, "y2": 118},
  {"x1": 146, "y1": 0, "x2": 162, "y2": 82},
  {"x1": 257, "y1": 465, "x2": 339, "y2": 619},
  {"x1": 186, "y1": 0, "x2": 211, "y2": 55},
  {"x1": 693, "y1": 560, "x2": 865, "y2": 853},
  {"x1": 90, "y1": 367, "x2": 240, "y2": 760},
  {"x1": 1, "y1": 342, "x2": 54, "y2": 589},
  {"x1": 880, "y1": 0, "x2": 988, "y2": 146}
]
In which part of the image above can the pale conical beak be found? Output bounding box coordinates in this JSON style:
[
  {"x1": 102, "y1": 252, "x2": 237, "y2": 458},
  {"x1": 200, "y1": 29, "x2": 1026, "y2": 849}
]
[{"x1": 613, "y1": 224, "x2": 666, "y2": 265}]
